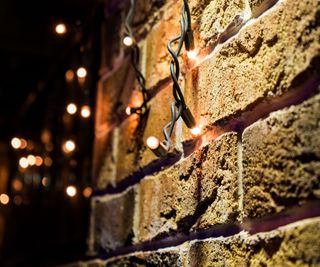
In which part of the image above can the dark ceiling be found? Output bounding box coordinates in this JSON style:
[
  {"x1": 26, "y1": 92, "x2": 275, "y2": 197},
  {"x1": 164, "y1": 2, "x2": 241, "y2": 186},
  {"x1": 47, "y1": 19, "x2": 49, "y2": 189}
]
[{"x1": 0, "y1": 0, "x2": 99, "y2": 141}]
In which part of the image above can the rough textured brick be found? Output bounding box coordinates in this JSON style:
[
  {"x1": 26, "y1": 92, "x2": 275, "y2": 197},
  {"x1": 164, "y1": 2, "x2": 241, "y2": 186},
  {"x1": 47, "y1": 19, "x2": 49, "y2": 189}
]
[
  {"x1": 94, "y1": 187, "x2": 135, "y2": 252},
  {"x1": 188, "y1": 217, "x2": 320, "y2": 266},
  {"x1": 243, "y1": 94, "x2": 320, "y2": 218},
  {"x1": 185, "y1": 0, "x2": 320, "y2": 131},
  {"x1": 134, "y1": 132, "x2": 239, "y2": 243},
  {"x1": 194, "y1": 0, "x2": 250, "y2": 48},
  {"x1": 105, "y1": 244, "x2": 188, "y2": 267},
  {"x1": 249, "y1": 0, "x2": 278, "y2": 17}
]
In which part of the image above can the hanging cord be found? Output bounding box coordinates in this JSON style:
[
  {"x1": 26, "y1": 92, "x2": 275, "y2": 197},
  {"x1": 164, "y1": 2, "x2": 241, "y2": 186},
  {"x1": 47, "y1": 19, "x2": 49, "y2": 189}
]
[
  {"x1": 124, "y1": 0, "x2": 149, "y2": 115},
  {"x1": 162, "y1": 0, "x2": 196, "y2": 150}
]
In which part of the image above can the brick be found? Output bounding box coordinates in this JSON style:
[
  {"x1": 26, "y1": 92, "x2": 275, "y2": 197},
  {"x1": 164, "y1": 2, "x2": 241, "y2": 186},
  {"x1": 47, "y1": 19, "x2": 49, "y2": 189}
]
[
  {"x1": 249, "y1": 0, "x2": 278, "y2": 17},
  {"x1": 98, "y1": 84, "x2": 176, "y2": 188},
  {"x1": 188, "y1": 217, "x2": 320, "y2": 266},
  {"x1": 185, "y1": 0, "x2": 320, "y2": 132},
  {"x1": 194, "y1": 0, "x2": 250, "y2": 48},
  {"x1": 93, "y1": 187, "x2": 135, "y2": 252},
  {"x1": 243, "y1": 94, "x2": 320, "y2": 218},
  {"x1": 105, "y1": 244, "x2": 188, "y2": 267},
  {"x1": 134, "y1": 132, "x2": 239, "y2": 243}
]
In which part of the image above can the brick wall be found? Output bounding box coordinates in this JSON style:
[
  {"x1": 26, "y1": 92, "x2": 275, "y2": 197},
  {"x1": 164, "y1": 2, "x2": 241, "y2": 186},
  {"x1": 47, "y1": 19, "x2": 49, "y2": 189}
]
[{"x1": 84, "y1": 0, "x2": 320, "y2": 265}]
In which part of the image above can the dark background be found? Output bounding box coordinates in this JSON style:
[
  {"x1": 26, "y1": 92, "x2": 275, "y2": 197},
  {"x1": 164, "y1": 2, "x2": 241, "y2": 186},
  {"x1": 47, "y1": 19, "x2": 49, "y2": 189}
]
[{"x1": 0, "y1": 0, "x2": 103, "y2": 266}]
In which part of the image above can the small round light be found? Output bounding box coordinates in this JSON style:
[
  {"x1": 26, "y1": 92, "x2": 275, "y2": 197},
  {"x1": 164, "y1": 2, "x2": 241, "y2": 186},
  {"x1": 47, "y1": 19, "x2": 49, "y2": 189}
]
[
  {"x1": 65, "y1": 69, "x2": 74, "y2": 82},
  {"x1": 20, "y1": 139, "x2": 28, "y2": 149},
  {"x1": 19, "y1": 157, "x2": 29, "y2": 169},
  {"x1": 125, "y1": 106, "x2": 132, "y2": 115},
  {"x1": 187, "y1": 50, "x2": 198, "y2": 60},
  {"x1": 190, "y1": 126, "x2": 201, "y2": 136},
  {"x1": 55, "y1": 23, "x2": 67, "y2": 35},
  {"x1": 146, "y1": 136, "x2": 160, "y2": 150},
  {"x1": 66, "y1": 103, "x2": 77, "y2": 115},
  {"x1": 35, "y1": 156, "x2": 43, "y2": 166},
  {"x1": 76, "y1": 67, "x2": 87, "y2": 78},
  {"x1": 63, "y1": 140, "x2": 76, "y2": 153},
  {"x1": 14, "y1": 195, "x2": 23, "y2": 206},
  {"x1": 12, "y1": 179, "x2": 23, "y2": 192},
  {"x1": 27, "y1": 155, "x2": 36, "y2": 166},
  {"x1": 83, "y1": 186, "x2": 93, "y2": 198},
  {"x1": 66, "y1": 185, "x2": 77, "y2": 197},
  {"x1": 0, "y1": 194, "x2": 9, "y2": 205},
  {"x1": 11, "y1": 137, "x2": 21, "y2": 149},
  {"x1": 42, "y1": 177, "x2": 49, "y2": 187},
  {"x1": 81, "y1": 105, "x2": 91, "y2": 118},
  {"x1": 44, "y1": 157, "x2": 53, "y2": 167},
  {"x1": 123, "y1": 36, "x2": 133, "y2": 47}
]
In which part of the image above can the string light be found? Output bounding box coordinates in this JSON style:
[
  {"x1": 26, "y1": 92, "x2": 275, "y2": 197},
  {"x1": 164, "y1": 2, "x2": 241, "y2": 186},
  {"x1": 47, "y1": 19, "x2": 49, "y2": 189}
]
[
  {"x1": 12, "y1": 179, "x2": 23, "y2": 192},
  {"x1": 124, "y1": 0, "x2": 149, "y2": 116},
  {"x1": 11, "y1": 137, "x2": 21, "y2": 149},
  {"x1": 55, "y1": 23, "x2": 67, "y2": 35},
  {"x1": 190, "y1": 126, "x2": 201, "y2": 136},
  {"x1": 66, "y1": 103, "x2": 77, "y2": 114},
  {"x1": 42, "y1": 177, "x2": 49, "y2": 187},
  {"x1": 66, "y1": 185, "x2": 77, "y2": 197},
  {"x1": 76, "y1": 67, "x2": 87, "y2": 78},
  {"x1": 19, "y1": 157, "x2": 29, "y2": 169},
  {"x1": 0, "y1": 194, "x2": 9, "y2": 205},
  {"x1": 63, "y1": 140, "x2": 76, "y2": 153},
  {"x1": 44, "y1": 157, "x2": 53, "y2": 167},
  {"x1": 146, "y1": 136, "x2": 168, "y2": 157},
  {"x1": 80, "y1": 105, "x2": 91, "y2": 118},
  {"x1": 150, "y1": 0, "x2": 200, "y2": 156},
  {"x1": 20, "y1": 138, "x2": 28, "y2": 149},
  {"x1": 14, "y1": 195, "x2": 23, "y2": 206},
  {"x1": 187, "y1": 49, "x2": 198, "y2": 60}
]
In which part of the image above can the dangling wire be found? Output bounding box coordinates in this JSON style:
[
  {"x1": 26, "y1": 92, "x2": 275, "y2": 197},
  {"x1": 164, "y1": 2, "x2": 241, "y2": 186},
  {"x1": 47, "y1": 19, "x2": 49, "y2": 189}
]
[
  {"x1": 161, "y1": 0, "x2": 196, "y2": 150},
  {"x1": 124, "y1": 0, "x2": 149, "y2": 115}
]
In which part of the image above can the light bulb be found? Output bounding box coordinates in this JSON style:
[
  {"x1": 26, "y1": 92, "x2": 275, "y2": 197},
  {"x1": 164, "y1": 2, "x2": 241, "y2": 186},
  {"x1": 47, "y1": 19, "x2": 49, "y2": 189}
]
[
  {"x1": 35, "y1": 156, "x2": 43, "y2": 166},
  {"x1": 190, "y1": 126, "x2": 201, "y2": 136},
  {"x1": 67, "y1": 103, "x2": 77, "y2": 114},
  {"x1": 20, "y1": 139, "x2": 28, "y2": 149},
  {"x1": 0, "y1": 194, "x2": 9, "y2": 205},
  {"x1": 123, "y1": 36, "x2": 133, "y2": 47},
  {"x1": 83, "y1": 186, "x2": 93, "y2": 198},
  {"x1": 55, "y1": 23, "x2": 67, "y2": 35},
  {"x1": 76, "y1": 67, "x2": 87, "y2": 78},
  {"x1": 19, "y1": 157, "x2": 29, "y2": 169},
  {"x1": 27, "y1": 155, "x2": 36, "y2": 166},
  {"x1": 81, "y1": 105, "x2": 91, "y2": 118},
  {"x1": 146, "y1": 136, "x2": 168, "y2": 157},
  {"x1": 125, "y1": 106, "x2": 132, "y2": 115},
  {"x1": 63, "y1": 140, "x2": 76, "y2": 153},
  {"x1": 42, "y1": 177, "x2": 49, "y2": 187},
  {"x1": 65, "y1": 70, "x2": 74, "y2": 82},
  {"x1": 66, "y1": 185, "x2": 77, "y2": 197},
  {"x1": 187, "y1": 49, "x2": 198, "y2": 60},
  {"x1": 44, "y1": 157, "x2": 53, "y2": 167},
  {"x1": 11, "y1": 137, "x2": 21, "y2": 149}
]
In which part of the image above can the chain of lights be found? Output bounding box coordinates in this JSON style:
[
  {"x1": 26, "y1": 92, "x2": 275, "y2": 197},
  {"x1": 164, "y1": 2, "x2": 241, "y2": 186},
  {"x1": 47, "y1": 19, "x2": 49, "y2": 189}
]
[
  {"x1": 123, "y1": 0, "x2": 149, "y2": 116},
  {"x1": 147, "y1": 0, "x2": 200, "y2": 157}
]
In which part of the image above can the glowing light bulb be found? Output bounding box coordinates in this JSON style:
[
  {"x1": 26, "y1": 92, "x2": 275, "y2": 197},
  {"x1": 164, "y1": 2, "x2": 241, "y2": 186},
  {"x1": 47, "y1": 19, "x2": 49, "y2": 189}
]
[
  {"x1": 76, "y1": 67, "x2": 87, "y2": 78},
  {"x1": 0, "y1": 194, "x2": 9, "y2": 205},
  {"x1": 12, "y1": 179, "x2": 23, "y2": 191},
  {"x1": 126, "y1": 106, "x2": 132, "y2": 115},
  {"x1": 65, "y1": 70, "x2": 74, "y2": 82},
  {"x1": 83, "y1": 186, "x2": 93, "y2": 198},
  {"x1": 123, "y1": 36, "x2": 133, "y2": 47},
  {"x1": 20, "y1": 139, "x2": 27, "y2": 149},
  {"x1": 55, "y1": 23, "x2": 67, "y2": 35},
  {"x1": 27, "y1": 155, "x2": 36, "y2": 166},
  {"x1": 19, "y1": 157, "x2": 29, "y2": 169},
  {"x1": 81, "y1": 105, "x2": 91, "y2": 118},
  {"x1": 63, "y1": 140, "x2": 76, "y2": 153},
  {"x1": 190, "y1": 126, "x2": 201, "y2": 136},
  {"x1": 44, "y1": 157, "x2": 52, "y2": 167},
  {"x1": 146, "y1": 136, "x2": 160, "y2": 150},
  {"x1": 11, "y1": 137, "x2": 21, "y2": 149},
  {"x1": 67, "y1": 103, "x2": 77, "y2": 114},
  {"x1": 35, "y1": 156, "x2": 43, "y2": 166},
  {"x1": 187, "y1": 49, "x2": 198, "y2": 60},
  {"x1": 66, "y1": 185, "x2": 77, "y2": 197},
  {"x1": 42, "y1": 177, "x2": 49, "y2": 187}
]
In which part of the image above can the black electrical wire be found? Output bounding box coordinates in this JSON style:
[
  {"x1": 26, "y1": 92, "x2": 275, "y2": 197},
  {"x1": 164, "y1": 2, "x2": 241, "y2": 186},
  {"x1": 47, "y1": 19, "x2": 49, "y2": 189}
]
[
  {"x1": 124, "y1": 0, "x2": 148, "y2": 114},
  {"x1": 162, "y1": 0, "x2": 193, "y2": 149}
]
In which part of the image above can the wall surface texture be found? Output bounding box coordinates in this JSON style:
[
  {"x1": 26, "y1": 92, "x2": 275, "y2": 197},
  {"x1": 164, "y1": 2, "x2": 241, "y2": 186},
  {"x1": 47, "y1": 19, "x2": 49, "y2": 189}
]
[{"x1": 83, "y1": 0, "x2": 320, "y2": 265}]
